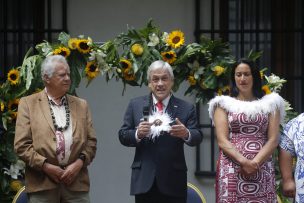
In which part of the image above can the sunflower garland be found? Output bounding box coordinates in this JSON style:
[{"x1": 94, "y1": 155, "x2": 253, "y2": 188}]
[
  {"x1": 7, "y1": 69, "x2": 20, "y2": 85},
  {"x1": 105, "y1": 20, "x2": 233, "y2": 93}
]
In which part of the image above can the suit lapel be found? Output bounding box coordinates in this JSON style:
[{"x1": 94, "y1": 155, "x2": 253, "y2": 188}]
[
  {"x1": 38, "y1": 91, "x2": 55, "y2": 134},
  {"x1": 166, "y1": 95, "x2": 178, "y2": 119},
  {"x1": 67, "y1": 95, "x2": 77, "y2": 135},
  {"x1": 143, "y1": 94, "x2": 150, "y2": 112}
]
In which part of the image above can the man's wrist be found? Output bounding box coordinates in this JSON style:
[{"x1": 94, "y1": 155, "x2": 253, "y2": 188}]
[
  {"x1": 135, "y1": 129, "x2": 142, "y2": 142},
  {"x1": 42, "y1": 159, "x2": 49, "y2": 172},
  {"x1": 183, "y1": 129, "x2": 190, "y2": 141}
]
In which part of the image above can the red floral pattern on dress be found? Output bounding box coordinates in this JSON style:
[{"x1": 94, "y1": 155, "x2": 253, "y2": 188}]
[{"x1": 216, "y1": 112, "x2": 277, "y2": 203}]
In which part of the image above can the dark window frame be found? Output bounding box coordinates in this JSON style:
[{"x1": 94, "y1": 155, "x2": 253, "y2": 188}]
[
  {"x1": 194, "y1": 0, "x2": 304, "y2": 177},
  {"x1": 0, "y1": 0, "x2": 68, "y2": 82}
]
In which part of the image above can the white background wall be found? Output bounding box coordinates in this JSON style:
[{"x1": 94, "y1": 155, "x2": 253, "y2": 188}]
[{"x1": 67, "y1": 0, "x2": 215, "y2": 202}]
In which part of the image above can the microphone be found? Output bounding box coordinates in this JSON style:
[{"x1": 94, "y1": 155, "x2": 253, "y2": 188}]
[{"x1": 143, "y1": 106, "x2": 150, "y2": 121}]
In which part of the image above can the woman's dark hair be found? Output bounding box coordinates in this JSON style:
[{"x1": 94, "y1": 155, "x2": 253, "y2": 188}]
[{"x1": 230, "y1": 58, "x2": 264, "y2": 99}]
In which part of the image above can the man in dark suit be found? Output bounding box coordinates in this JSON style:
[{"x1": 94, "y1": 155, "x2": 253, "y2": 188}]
[{"x1": 119, "y1": 60, "x2": 203, "y2": 203}]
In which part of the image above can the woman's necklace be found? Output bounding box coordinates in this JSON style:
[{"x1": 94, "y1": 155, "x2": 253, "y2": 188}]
[{"x1": 48, "y1": 96, "x2": 70, "y2": 132}]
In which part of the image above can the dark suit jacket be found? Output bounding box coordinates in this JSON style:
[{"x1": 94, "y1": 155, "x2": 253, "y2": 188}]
[
  {"x1": 14, "y1": 91, "x2": 97, "y2": 193},
  {"x1": 119, "y1": 94, "x2": 203, "y2": 197}
]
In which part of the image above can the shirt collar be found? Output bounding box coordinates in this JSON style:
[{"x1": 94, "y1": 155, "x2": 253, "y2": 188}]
[
  {"x1": 151, "y1": 93, "x2": 171, "y2": 108},
  {"x1": 45, "y1": 88, "x2": 66, "y2": 106}
]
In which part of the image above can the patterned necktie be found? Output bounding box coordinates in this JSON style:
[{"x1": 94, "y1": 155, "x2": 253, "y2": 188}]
[
  {"x1": 55, "y1": 130, "x2": 65, "y2": 162},
  {"x1": 156, "y1": 101, "x2": 163, "y2": 113}
]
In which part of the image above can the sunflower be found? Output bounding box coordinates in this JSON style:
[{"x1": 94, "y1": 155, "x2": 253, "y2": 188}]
[
  {"x1": 213, "y1": 66, "x2": 225, "y2": 76},
  {"x1": 120, "y1": 59, "x2": 132, "y2": 69},
  {"x1": 167, "y1": 30, "x2": 185, "y2": 49},
  {"x1": 85, "y1": 61, "x2": 100, "y2": 80},
  {"x1": 217, "y1": 86, "x2": 230, "y2": 96},
  {"x1": 260, "y1": 71, "x2": 264, "y2": 80},
  {"x1": 10, "y1": 179, "x2": 23, "y2": 192},
  {"x1": 187, "y1": 75, "x2": 197, "y2": 86},
  {"x1": 8, "y1": 99, "x2": 19, "y2": 121},
  {"x1": 68, "y1": 38, "x2": 78, "y2": 50},
  {"x1": 131, "y1": 43, "x2": 144, "y2": 56},
  {"x1": 9, "y1": 112, "x2": 17, "y2": 120},
  {"x1": 123, "y1": 68, "x2": 136, "y2": 81},
  {"x1": 8, "y1": 98, "x2": 20, "y2": 111},
  {"x1": 53, "y1": 46, "x2": 71, "y2": 58},
  {"x1": 76, "y1": 39, "x2": 90, "y2": 54},
  {"x1": 262, "y1": 85, "x2": 271, "y2": 94},
  {"x1": 161, "y1": 51, "x2": 177, "y2": 64},
  {"x1": 0, "y1": 102, "x2": 4, "y2": 112},
  {"x1": 7, "y1": 69, "x2": 20, "y2": 85}
]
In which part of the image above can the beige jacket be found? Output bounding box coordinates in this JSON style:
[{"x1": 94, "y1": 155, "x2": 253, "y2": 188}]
[{"x1": 14, "y1": 91, "x2": 97, "y2": 193}]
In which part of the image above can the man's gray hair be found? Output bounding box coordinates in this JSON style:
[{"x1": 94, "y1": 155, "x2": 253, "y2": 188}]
[
  {"x1": 41, "y1": 55, "x2": 69, "y2": 80},
  {"x1": 147, "y1": 60, "x2": 174, "y2": 81}
]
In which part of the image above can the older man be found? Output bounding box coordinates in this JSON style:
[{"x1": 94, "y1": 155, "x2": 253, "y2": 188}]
[
  {"x1": 14, "y1": 55, "x2": 97, "y2": 203},
  {"x1": 119, "y1": 60, "x2": 203, "y2": 203},
  {"x1": 279, "y1": 113, "x2": 304, "y2": 203}
]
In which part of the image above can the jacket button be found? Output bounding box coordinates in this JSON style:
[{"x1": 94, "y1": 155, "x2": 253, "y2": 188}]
[{"x1": 53, "y1": 138, "x2": 56, "y2": 141}]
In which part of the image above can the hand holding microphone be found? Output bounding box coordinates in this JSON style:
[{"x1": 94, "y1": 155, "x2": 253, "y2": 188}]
[
  {"x1": 137, "y1": 106, "x2": 152, "y2": 139},
  {"x1": 142, "y1": 106, "x2": 149, "y2": 121}
]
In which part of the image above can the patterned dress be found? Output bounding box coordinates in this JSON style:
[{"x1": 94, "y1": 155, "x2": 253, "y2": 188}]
[
  {"x1": 280, "y1": 113, "x2": 304, "y2": 203},
  {"x1": 208, "y1": 93, "x2": 285, "y2": 203}
]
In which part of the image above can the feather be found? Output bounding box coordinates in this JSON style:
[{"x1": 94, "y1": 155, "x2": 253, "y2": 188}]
[
  {"x1": 208, "y1": 92, "x2": 286, "y2": 125},
  {"x1": 149, "y1": 112, "x2": 173, "y2": 140}
]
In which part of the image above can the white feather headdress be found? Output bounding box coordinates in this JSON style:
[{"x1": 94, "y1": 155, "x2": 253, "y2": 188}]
[{"x1": 208, "y1": 92, "x2": 286, "y2": 125}]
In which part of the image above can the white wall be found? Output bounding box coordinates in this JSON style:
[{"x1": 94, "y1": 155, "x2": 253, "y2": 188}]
[{"x1": 68, "y1": 0, "x2": 215, "y2": 202}]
